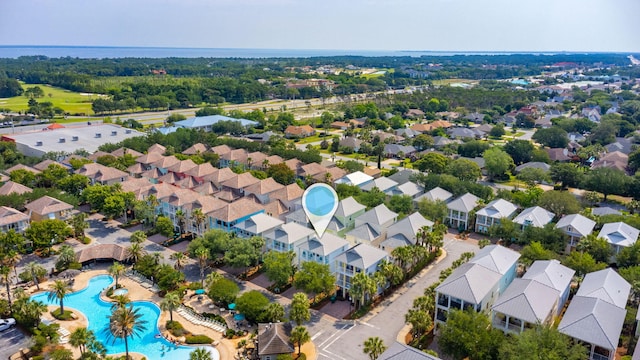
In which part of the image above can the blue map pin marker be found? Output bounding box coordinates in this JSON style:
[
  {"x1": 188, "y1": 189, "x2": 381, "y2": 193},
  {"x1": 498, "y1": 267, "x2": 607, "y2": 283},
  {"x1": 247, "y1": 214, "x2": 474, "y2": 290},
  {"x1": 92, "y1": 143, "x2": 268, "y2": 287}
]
[{"x1": 302, "y1": 183, "x2": 339, "y2": 238}]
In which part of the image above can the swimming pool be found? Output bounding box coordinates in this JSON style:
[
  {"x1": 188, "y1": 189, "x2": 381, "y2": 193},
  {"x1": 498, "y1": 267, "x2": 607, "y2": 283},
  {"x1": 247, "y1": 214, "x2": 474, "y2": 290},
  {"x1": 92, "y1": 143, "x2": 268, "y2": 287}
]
[{"x1": 31, "y1": 274, "x2": 219, "y2": 360}]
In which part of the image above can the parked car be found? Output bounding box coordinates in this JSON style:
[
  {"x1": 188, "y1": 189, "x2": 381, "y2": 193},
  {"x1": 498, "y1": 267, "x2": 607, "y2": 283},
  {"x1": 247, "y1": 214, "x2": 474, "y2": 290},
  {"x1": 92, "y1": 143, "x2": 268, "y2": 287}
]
[{"x1": 0, "y1": 318, "x2": 16, "y2": 331}]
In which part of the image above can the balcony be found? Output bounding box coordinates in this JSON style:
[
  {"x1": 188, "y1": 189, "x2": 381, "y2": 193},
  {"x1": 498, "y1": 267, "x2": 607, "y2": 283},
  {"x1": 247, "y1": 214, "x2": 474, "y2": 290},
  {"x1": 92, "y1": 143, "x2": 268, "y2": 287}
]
[{"x1": 493, "y1": 318, "x2": 522, "y2": 333}]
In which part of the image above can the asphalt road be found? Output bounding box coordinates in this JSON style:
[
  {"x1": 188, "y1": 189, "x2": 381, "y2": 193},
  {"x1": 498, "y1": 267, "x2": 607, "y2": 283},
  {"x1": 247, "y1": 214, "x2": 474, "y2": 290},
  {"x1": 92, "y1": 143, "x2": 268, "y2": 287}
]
[{"x1": 0, "y1": 326, "x2": 31, "y2": 360}]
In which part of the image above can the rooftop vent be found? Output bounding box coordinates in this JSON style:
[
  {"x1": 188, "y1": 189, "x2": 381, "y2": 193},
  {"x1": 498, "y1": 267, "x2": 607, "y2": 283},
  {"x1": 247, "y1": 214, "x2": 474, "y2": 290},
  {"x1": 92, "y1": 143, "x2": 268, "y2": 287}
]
[
  {"x1": 125, "y1": 129, "x2": 132, "y2": 134},
  {"x1": 71, "y1": 136, "x2": 79, "y2": 141},
  {"x1": 35, "y1": 141, "x2": 43, "y2": 146},
  {"x1": 59, "y1": 138, "x2": 66, "y2": 143},
  {"x1": 111, "y1": 131, "x2": 117, "y2": 136},
  {"x1": 95, "y1": 133, "x2": 101, "y2": 138}
]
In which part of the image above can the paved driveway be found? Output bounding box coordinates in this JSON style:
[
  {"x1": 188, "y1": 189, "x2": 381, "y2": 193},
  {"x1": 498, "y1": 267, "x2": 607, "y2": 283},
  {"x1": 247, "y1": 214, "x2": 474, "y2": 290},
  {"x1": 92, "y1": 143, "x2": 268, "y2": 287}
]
[{"x1": 0, "y1": 326, "x2": 31, "y2": 360}]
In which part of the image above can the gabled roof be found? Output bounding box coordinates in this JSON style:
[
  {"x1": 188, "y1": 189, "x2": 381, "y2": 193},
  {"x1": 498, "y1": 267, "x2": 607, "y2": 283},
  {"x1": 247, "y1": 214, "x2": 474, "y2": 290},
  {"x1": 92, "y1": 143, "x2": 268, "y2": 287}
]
[
  {"x1": 168, "y1": 159, "x2": 198, "y2": 174},
  {"x1": 126, "y1": 163, "x2": 145, "y2": 175},
  {"x1": 515, "y1": 162, "x2": 551, "y2": 172},
  {"x1": 299, "y1": 162, "x2": 327, "y2": 177},
  {"x1": 386, "y1": 212, "x2": 434, "y2": 245},
  {"x1": 264, "y1": 222, "x2": 315, "y2": 245},
  {"x1": 334, "y1": 243, "x2": 388, "y2": 270},
  {"x1": 270, "y1": 183, "x2": 304, "y2": 202},
  {"x1": 592, "y1": 206, "x2": 622, "y2": 217},
  {"x1": 244, "y1": 178, "x2": 284, "y2": 195},
  {"x1": 220, "y1": 148, "x2": 248, "y2": 162},
  {"x1": 360, "y1": 177, "x2": 398, "y2": 192},
  {"x1": 209, "y1": 144, "x2": 233, "y2": 156},
  {"x1": 203, "y1": 167, "x2": 236, "y2": 185},
  {"x1": 492, "y1": 278, "x2": 559, "y2": 324},
  {"x1": 147, "y1": 143, "x2": 166, "y2": 154},
  {"x1": 33, "y1": 159, "x2": 66, "y2": 171},
  {"x1": 384, "y1": 144, "x2": 416, "y2": 155},
  {"x1": 207, "y1": 197, "x2": 264, "y2": 222},
  {"x1": 312, "y1": 166, "x2": 347, "y2": 183},
  {"x1": 4, "y1": 164, "x2": 40, "y2": 175},
  {"x1": 415, "y1": 187, "x2": 452, "y2": 203},
  {"x1": 24, "y1": 196, "x2": 73, "y2": 215},
  {"x1": 135, "y1": 151, "x2": 164, "y2": 165},
  {"x1": 558, "y1": 296, "x2": 626, "y2": 351},
  {"x1": 192, "y1": 181, "x2": 218, "y2": 195},
  {"x1": 378, "y1": 342, "x2": 442, "y2": 360},
  {"x1": 555, "y1": 214, "x2": 596, "y2": 237},
  {"x1": 184, "y1": 162, "x2": 216, "y2": 178},
  {"x1": 77, "y1": 163, "x2": 128, "y2": 181},
  {"x1": 234, "y1": 213, "x2": 283, "y2": 234},
  {"x1": 334, "y1": 196, "x2": 366, "y2": 218},
  {"x1": 346, "y1": 223, "x2": 380, "y2": 242},
  {"x1": 284, "y1": 158, "x2": 303, "y2": 172},
  {"x1": 257, "y1": 323, "x2": 293, "y2": 356},
  {"x1": 220, "y1": 172, "x2": 259, "y2": 190},
  {"x1": 476, "y1": 199, "x2": 518, "y2": 219},
  {"x1": 182, "y1": 143, "x2": 208, "y2": 155},
  {"x1": 0, "y1": 181, "x2": 33, "y2": 196},
  {"x1": 158, "y1": 171, "x2": 180, "y2": 184},
  {"x1": 436, "y1": 262, "x2": 502, "y2": 304},
  {"x1": 446, "y1": 193, "x2": 479, "y2": 213},
  {"x1": 152, "y1": 155, "x2": 180, "y2": 169},
  {"x1": 111, "y1": 147, "x2": 143, "y2": 158},
  {"x1": 513, "y1": 206, "x2": 555, "y2": 228},
  {"x1": 470, "y1": 245, "x2": 521, "y2": 275},
  {"x1": 356, "y1": 204, "x2": 398, "y2": 226},
  {"x1": 387, "y1": 169, "x2": 418, "y2": 185},
  {"x1": 0, "y1": 206, "x2": 29, "y2": 226},
  {"x1": 598, "y1": 222, "x2": 640, "y2": 248},
  {"x1": 394, "y1": 181, "x2": 424, "y2": 197},
  {"x1": 182, "y1": 196, "x2": 227, "y2": 215},
  {"x1": 522, "y1": 260, "x2": 575, "y2": 295},
  {"x1": 334, "y1": 171, "x2": 373, "y2": 187},
  {"x1": 297, "y1": 232, "x2": 349, "y2": 256},
  {"x1": 166, "y1": 188, "x2": 200, "y2": 207},
  {"x1": 577, "y1": 268, "x2": 631, "y2": 308}
]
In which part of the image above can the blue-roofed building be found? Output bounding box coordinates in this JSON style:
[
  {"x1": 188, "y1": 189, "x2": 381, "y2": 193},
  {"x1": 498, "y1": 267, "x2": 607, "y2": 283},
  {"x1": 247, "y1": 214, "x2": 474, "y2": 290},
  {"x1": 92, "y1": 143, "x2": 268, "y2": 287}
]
[{"x1": 174, "y1": 115, "x2": 258, "y2": 131}]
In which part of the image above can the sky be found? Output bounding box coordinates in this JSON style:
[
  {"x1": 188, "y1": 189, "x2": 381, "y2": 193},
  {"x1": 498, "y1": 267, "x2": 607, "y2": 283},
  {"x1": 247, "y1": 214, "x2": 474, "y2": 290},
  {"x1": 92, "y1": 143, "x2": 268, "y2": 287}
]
[{"x1": 1, "y1": 0, "x2": 639, "y2": 52}]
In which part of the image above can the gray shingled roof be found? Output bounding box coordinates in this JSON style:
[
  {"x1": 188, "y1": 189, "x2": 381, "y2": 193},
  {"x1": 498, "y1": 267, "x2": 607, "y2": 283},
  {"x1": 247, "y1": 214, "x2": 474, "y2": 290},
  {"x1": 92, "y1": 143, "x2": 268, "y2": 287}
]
[
  {"x1": 446, "y1": 193, "x2": 480, "y2": 213},
  {"x1": 435, "y1": 262, "x2": 502, "y2": 304},
  {"x1": 558, "y1": 296, "x2": 626, "y2": 351},
  {"x1": 492, "y1": 278, "x2": 559, "y2": 324},
  {"x1": 356, "y1": 204, "x2": 398, "y2": 226},
  {"x1": 555, "y1": 214, "x2": 596, "y2": 238},
  {"x1": 592, "y1": 206, "x2": 622, "y2": 216},
  {"x1": 257, "y1": 322, "x2": 294, "y2": 356},
  {"x1": 577, "y1": 268, "x2": 631, "y2": 308},
  {"x1": 378, "y1": 342, "x2": 442, "y2": 360},
  {"x1": 513, "y1": 206, "x2": 555, "y2": 228},
  {"x1": 469, "y1": 245, "x2": 521, "y2": 275},
  {"x1": 515, "y1": 162, "x2": 551, "y2": 173},
  {"x1": 387, "y1": 169, "x2": 419, "y2": 185}
]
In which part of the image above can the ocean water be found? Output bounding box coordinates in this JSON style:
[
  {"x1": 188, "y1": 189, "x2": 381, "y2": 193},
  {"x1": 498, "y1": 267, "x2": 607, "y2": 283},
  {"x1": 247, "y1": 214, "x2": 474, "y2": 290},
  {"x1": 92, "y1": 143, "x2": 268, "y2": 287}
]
[{"x1": 0, "y1": 45, "x2": 537, "y2": 59}]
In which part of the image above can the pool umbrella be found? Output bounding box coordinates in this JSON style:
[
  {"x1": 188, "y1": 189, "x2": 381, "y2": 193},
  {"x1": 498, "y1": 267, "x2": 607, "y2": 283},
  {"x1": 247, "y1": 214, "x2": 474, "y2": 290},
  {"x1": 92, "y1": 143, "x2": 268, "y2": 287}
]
[{"x1": 58, "y1": 269, "x2": 81, "y2": 279}]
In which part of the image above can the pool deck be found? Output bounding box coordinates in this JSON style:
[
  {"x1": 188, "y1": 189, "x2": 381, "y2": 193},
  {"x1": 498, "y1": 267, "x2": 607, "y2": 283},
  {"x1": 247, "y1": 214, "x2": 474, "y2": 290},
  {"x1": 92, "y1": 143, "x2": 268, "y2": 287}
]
[{"x1": 34, "y1": 268, "x2": 237, "y2": 360}]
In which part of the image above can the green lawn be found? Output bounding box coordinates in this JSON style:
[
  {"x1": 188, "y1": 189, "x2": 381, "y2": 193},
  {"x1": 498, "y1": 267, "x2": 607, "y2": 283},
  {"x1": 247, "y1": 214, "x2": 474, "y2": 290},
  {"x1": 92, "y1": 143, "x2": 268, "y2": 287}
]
[{"x1": 0, "y1": 83, "x2": 96, "y2": 115}]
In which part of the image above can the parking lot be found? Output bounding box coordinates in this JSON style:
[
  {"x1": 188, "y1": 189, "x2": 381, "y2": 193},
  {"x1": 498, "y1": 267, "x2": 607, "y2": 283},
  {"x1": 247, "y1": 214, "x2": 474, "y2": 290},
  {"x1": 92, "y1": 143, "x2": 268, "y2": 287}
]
[{"x1": 0, "y1": 326, "x2": 31, "y2": 360}]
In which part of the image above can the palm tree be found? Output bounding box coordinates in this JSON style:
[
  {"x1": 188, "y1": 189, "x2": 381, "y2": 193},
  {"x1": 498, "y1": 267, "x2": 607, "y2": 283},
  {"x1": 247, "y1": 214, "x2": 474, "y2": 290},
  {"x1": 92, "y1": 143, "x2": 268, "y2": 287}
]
[
  {"x1": 55, "y1": 245, "x2": 76, "y2": 270},
  {"x1": 391, "y1": 246, "x2": 412, "y2": 272},
  {"x1": 377, "y1": 260, "x2": 403, "y2": 288},
  {"x1": 175, "y1": 209, "x2": 186, "y2": 235},
  {"x1": 290, "y1": 326, "x2": 310, "y2": 354},
  {"x1": 350, "y1": 272, "x2": 376, "y2": 310},
  {"x1": 416, "y1": 225, "x2": 430, "y2": 248},
  {"x1": 111, "y1": 294, "x2": 131, "y2": 311},
  {"x1": 204, "y1": 272, "x2": 222, "y2": 289},
  {"x1": 405, "y1": 308, "x2": 432, "y2": 339},
  {"x1": 0, "y1": 266, "x2": 13, "y2": 309},
  {"x1": 194, "y1": 247, "x2": 209, "y2": 287},
  {"x1": 190, "y1": 208, "x2": 206, "y2": 235},
  {"x1": 363, "y1": 336, "x2": 386, "y2": 360},
  {"x1": 48, "y1": 280, "x2": 71, "y2": 315},
  {"x1": 126, "y1": 243, "x2": 146, "y2": 264},
  {"x1": 160, "y1": 292, "x2": 181, "y2": 322},
  {"x1": 70, "y1": 327, "x2": 95, "y2": 355},
  {"x1": 129, "y1": 230, "x2": 147, "y2": 244},
  {"x1": 26, "y1": 261, "x2": 47, "y2": 291},
  {"x1": 263, "y1": 302, "x2": 285, "y2": 323},
  {"x1": 107, "y1": 306, "x2": 148, "y2": 360},
  {"x1": 69, "y1": 212, "x2": 88, "y2": 240},
  {"x1": 170, "y1": 252, "x2": 187, "y2": 271},
  {"x1": 109, "y1": 262, "x2": 126, "y2": 288},
  {"x1": 189, "y1": 348, "x2": 213, "y2": 360}
]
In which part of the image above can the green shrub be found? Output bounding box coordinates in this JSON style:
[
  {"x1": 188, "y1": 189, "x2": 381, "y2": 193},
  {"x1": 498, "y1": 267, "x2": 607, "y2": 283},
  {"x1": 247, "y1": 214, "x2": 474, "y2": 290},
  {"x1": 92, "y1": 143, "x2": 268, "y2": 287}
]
[
  {"x1": 225, "y1": 328, "x2": 236, "y2": 338},
  {"x1": 68, "y1": 262, "x2": 82, "y2": 270},
  {"x1": 166, "y1": 320, "x2": 187, "y2": 337},
  {"x1": 185, "y1": 334, "x2": 212, "y2": 344},
  {"x1": 106, "y1": 287, "x2": 114, "y2": 297},
  {"x1": 188, "y1": 283, "x2": 202, "y2": 290},
  {"x1": 202, "y1": 312, "x2": 226, "y2": 324},
  {"x1": 51, "y1": 309, "x2": 73, "y2": 320},
  {"x1": 81, "y1": 236, "x2": 91, "y2": 244}
]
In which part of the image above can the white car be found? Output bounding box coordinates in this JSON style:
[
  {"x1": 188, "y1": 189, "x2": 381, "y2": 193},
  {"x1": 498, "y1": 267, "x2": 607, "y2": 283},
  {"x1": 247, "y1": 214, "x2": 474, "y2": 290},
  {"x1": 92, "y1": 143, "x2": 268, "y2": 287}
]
[{"x1": 0, "y1": 318, "x2": 16, "y2": 331}]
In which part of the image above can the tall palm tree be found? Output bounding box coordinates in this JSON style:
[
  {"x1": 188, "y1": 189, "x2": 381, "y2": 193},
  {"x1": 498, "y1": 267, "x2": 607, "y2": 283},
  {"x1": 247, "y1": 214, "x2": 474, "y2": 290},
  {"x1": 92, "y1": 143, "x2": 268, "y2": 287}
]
[
  {"x1": 377, "y1": 259, "x2": 403, "y2": 288},
  {"x1": 69, "y1": 212, "x2": 88, "y2": 240},
  {"x1": 48, "y1": 280, "x2": 71, "y2": 315},
  {"x1": 129, "y1": 230, "x2": 147, "y2": 244},
  {"x1": 109, "y1": 262, "x2": 126, "y2": 288},
  {"x1": 111, "y1": 294, "x2": 131, "y2": 311},
  {"x1": 204, "y1": 271, "x2": 222, "y2": 289},
  {"x1": 160, "y1": 292, "x2": 181, "y2": 322},
  {"x1": 175, "y1": 209, "x2": 186, "y2": 235},
  {"x1": 391, "y1": 246, "x2": 412, "y2": 272},
  {"x1": 170, "y1": 252, "x2": 187, "y2": 271},
  {"x1": 350, "y1": 272, "x2": 376, "y2": 310},
  {"x1": 26, "y1": 261, "x2": 45, "y2": 290},
  {"x1": 290, "y1": 326, "x2": 310, "y2": 354},
  {"x1": 55, "y1": 244, "x2": 76, "y2": 270},
  {"x1": 126, "y1": 243, "x2": 146, "y2": 264},
  {"x1": 0, "y1": 266, "x2": 13, "y2": 309},
  {"x1": 190, "y1": 208, "x2": 206, "y2": 235},
  {"x1": 405, "y1": 308, "x2": 433, "y2": 339},
  {"x1": 263, "y1": 302, "x2": 285, "y2": 323},
  {"x1": 70, "y1": 327, "x2": 95, "y2": 355},
  {"x1": 363, "y1": 336, "x2": 386, "y2": 360},
  {"x1": 106, "y1": 306, "x2": 147, "y2": 360},
  {"x1": 194, "y1": 247, "x2": 209, "y2": 286},
  {"x1": 189, "y1": 348, "x2": 213, "y2": 360}
]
